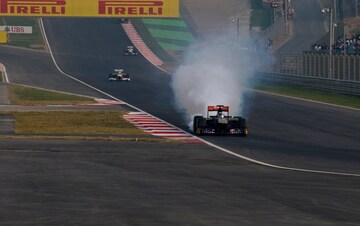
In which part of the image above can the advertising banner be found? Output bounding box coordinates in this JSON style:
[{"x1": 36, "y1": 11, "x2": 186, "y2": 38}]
[
  {"x1": 0, "y1": 0, "x2": 179, "y2": 17},
  {"x1": 0, "y1": 31, "x2": 7, "y2": 43},
  {"x1": 0, "y1": 25, "x2": 32, "y2": 33}
]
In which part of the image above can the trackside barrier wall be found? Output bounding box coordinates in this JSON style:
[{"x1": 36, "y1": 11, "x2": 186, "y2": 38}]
[
  {"x1": 254, "y1": 72, "x2": 360, "y2": 96},
  {"x1": 255, "y1": 52, "x2": 360, "y2": 95}
]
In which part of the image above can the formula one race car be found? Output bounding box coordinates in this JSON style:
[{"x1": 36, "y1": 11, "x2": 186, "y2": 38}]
[
  {"x1": 108, "y1": 68, "x2": 131, "y2": 81},
  {"x1": 123, "y1": 45, "x2": 138, "y2": 56},
  {"x1": 193, "y1": 105, "x2": 248, "y2": 136},
  {"x1": 119, "y1": 18, "x2": 129, "y2": 23}
]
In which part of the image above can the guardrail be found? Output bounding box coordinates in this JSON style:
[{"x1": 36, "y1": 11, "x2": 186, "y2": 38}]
[
  {"x1": 254, "y1": 52, "x2": 360, "y2": 95},
  {"x1": 254, "y1": 72, "x2": 360, "y2": 96}
]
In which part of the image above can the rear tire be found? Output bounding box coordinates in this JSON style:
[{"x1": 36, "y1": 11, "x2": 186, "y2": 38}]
[
  {"x1": 234, "y1": 117, "x2": 248, "y2": 137},
  {"x1": 193, "y1": 116, "x2": 204, "y2": 135}
]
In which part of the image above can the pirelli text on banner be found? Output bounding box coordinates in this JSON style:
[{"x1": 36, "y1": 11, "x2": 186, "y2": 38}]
[{"x1": 0, "y1": 0, "x2": 179, "y2": 17}]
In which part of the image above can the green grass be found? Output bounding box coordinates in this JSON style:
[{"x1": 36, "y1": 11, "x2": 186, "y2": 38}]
[
  {"x1": 147, "y1": 28, "x2": 195, "y2": 42},
  {"x1": 157, "y1": 42, "x2": 187, "y2": 51},
  {"x1": 8, "y1": 84, "x2": 96, "y2": 105},
  {"x1": 1, "y1": 84, "x2": 168, "y2": 140},
  {"x1": 255, "y1": 84, "x2": 360, "y2": 109},
  {"x1": 142, "y1": 19, "x2": 187, "y2": 27},
  {"x1": 0, "y1": 17, "x2": 45, "y2": 50},
  {"x1": 13, "y1": 111, "x2": 147, "y2": 135},
  {"x1": 141, "y1": 18, "x2": 195, "y2": 53}
]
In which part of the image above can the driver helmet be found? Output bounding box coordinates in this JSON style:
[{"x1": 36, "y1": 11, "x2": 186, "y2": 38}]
[{"x1": 217, "y1": 108, "x2": 224, "y2": 117}]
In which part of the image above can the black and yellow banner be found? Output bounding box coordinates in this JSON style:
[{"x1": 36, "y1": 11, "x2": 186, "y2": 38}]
[{"x1": 0, "y1": 0, "x2": 179, "y2": 17}]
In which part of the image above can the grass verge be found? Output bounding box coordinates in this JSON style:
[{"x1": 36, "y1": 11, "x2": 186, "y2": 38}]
[
  {"x1": 255, "y1": 84, "x2": 360, "y2": 109},
  {"x1": 13, "y1": 111, "x2": 147, "y2": 135},
  {"x1": 8, "y1": 84, "x2": 96, "y2": 105},
  {"x1": 0, "y1": 135, "x2": 171, "y2": 142},
  {"x1": 2, "y1": 85, "x2": 165, "y2": 141}
]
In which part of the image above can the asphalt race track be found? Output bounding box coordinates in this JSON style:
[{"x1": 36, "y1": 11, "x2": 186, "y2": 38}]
[
  {"x1": 0, "y1": 17, "x2": 359, "y2": 225},
  {"x1": 41, "y1": 18, "x2": 360, "y2": 174},
  {"x1": 0, "y1": 139, "x2": 358, "y2": 225},
  {"x1": 278, "y1": 0, "x2": 327, "y2": 53},
  {"x1": 0, "y1": 46, "x2": 109, "y2": 99},
  {"x1": 43, "y1": 18, "x2": 185, "y2": 126}
]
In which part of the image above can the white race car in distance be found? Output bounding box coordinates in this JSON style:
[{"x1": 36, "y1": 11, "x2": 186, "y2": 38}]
[{"x1": 108, "y1": 69, "x2": 131, "y2": 81}]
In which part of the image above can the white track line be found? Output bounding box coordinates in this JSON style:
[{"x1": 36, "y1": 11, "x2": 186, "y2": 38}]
[
  {"x1": 39, "y1": 18, "x2": 121, "y2": 103},
  {"x1": 198, "y1": 137, "x2": 360, "y2": 177},
  {"x1": 39, "y1": 18, "x2": 360, "y2": 178},
  {"x1": 0, "y1": 63, "x2": 9, "y2": 83}
]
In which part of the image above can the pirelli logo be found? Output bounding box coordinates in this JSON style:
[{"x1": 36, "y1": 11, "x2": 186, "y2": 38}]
[
  {"x1": 98, "y1": 0, "x2": 163, "y2": 16},
  {"x1": 0, "y1": 0, "x2": 178, "y2": 17},
  {"x1": 0, "y1": 0, "x2": 66, "y2": 15}
]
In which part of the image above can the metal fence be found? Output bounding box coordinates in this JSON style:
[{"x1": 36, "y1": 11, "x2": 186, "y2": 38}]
[
  {"x1": 257, "y1": 52, "x2": 360, "y2": 82},
  {"x1": 254, "y1": 52, "x2": 360, "y2": 95}
]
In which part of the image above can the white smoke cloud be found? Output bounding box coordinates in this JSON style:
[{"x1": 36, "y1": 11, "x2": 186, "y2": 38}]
[{"x1": 171, "y1": 37, "x2": 257, "y2": 129}]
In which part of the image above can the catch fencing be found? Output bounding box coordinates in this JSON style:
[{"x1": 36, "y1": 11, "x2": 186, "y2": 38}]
[{"x1": 255, "y1": 52, "x2": 360, "y2": 95}]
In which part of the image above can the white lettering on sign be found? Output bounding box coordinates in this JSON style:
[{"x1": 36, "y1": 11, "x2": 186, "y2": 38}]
[{"x1": 0, "y1": 26, "x2": 32, "y2": 34}]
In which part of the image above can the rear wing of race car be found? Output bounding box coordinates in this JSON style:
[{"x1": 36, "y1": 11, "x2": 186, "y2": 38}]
[
  {"x1": 207, "y1": 105, "x2": 229, "y2": 117},
  {"x1": 208, "y1": 105, "x2": 229, "y2": 112},
  {"x1": 114, "y1": 69, "x2": 124, "y2": 73}
]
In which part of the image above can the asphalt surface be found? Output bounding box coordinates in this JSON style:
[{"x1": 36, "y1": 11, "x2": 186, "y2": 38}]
[
  {"x1": 278, "y1": 0, "x2": 327, "y2": 53},
  {"x1": 0, "y1": 4, "x2": 359, "y2": 226},
  {"x1": 1, "y1": 139, "x2": 359, "y2": 226},
  {"x1": 180, "y1": 0, "x2": 250, "y2": 38},
  {"x1": 0, "y1": 46, "x2": 108, "y2": 99},
  {"x1": 41, "y1": 18, "x2": 186, "y2": 127}
]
